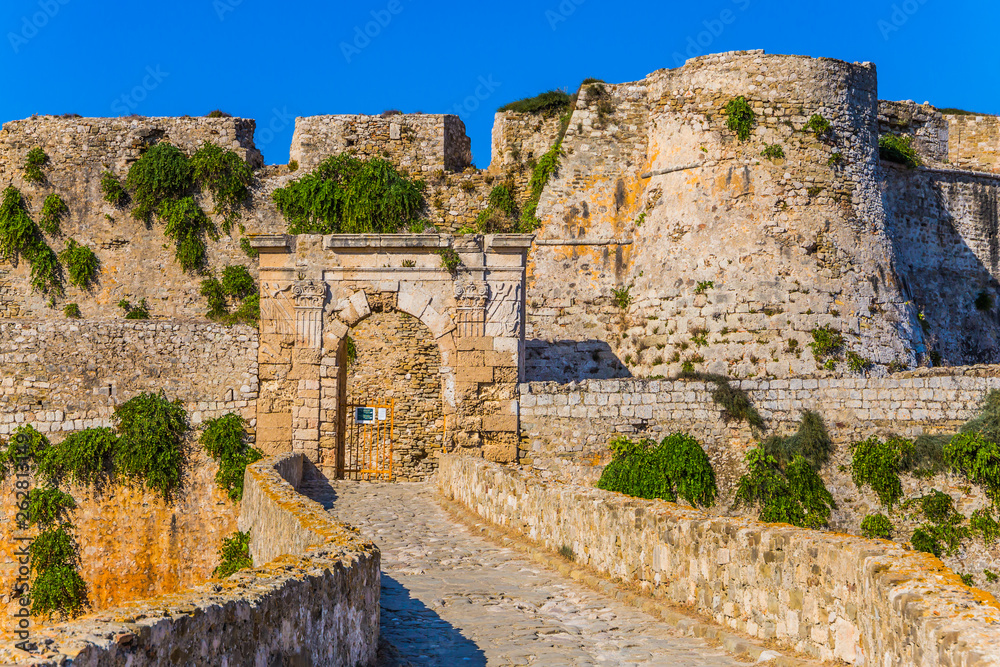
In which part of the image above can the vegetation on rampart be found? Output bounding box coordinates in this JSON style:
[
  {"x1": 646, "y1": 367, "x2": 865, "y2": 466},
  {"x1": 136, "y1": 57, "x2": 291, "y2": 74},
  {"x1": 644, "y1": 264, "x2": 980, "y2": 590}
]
[{"x1": 597, "y1": 433, "x2": 717, "y2": 508}]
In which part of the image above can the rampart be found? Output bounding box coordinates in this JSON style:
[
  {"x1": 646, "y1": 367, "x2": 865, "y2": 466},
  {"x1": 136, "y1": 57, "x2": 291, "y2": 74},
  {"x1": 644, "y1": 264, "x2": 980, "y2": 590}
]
[
  {"x1": 289, "y1": 114, "x2": 471, "y2": 174},
  {"x1": 1, "y1": 453, "x2": 380, "y2": 666},
  {"x1": 438, "y1": 454, "x2": 1000, "y2": 665},
  {"x1": 527, "y1": 51, "x2": 923, "y2": 382}
]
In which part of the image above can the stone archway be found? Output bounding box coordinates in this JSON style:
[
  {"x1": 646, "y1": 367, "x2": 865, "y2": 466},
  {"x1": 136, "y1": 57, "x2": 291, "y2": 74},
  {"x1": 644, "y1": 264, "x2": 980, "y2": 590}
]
[
  {"x1": 342, "y1": 304, "x2": 445, "y2": 481},
  {"x1": 251, "y1": 233, "x2": 532, "y2": 480}
]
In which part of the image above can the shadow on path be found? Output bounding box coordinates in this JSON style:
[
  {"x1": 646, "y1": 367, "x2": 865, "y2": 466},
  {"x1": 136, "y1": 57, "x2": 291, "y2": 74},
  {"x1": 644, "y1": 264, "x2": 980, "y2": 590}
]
[
  {"x1": 378, "y1": 574, "x2": 486, "y2": 666},
  {"x1": 300, "y1": 478, "x2": 485, "y2": 666}
]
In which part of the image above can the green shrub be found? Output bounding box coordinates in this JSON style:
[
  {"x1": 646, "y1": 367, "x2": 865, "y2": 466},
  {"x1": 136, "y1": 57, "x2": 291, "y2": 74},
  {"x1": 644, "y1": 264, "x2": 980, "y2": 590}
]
[
  {"x1": 761, "y1": 144, "x2": 785, "y2": 160},
  {"x1": 229, "y1": 292, "x2": 259, "y2": 326},
  {"x1": 519, "y1": 142, "x2": 563, "y2": 231},
  {"x1": 38, "y1": 428, "x2": 117, "y2": 487},
  {"x1": 26, "y1": 487, "x2": 77, "y2": 527},
  {"x1": 971, "y1": 507, "x2": 1000, "y2": 544},
  {"x1": 850, "y1": 436, "x2": 908, "y2": 507},
  {"x1": 221, "y1": 264, "x2": 254, "y2": 299},
  {"x1": 920, "y1": 489, "x2": 956, "y2": 523},
  {"x1": 344, "y1": 334, "x2": 357, "y2": 368},
  {"x1": 879, "y1": 134, "x2": 921, "y2": 168},
  {"x1": 206, "y1": 109, "x2": 231, "y2": 118},
  {"x1": 213, "y1": 530, "x2": 253, "y2": 578},
  {"x1": 125, "y1": 142, "x2": 193, "y2": 221},
  {"x1": 190, "y1": 142, "x2": 254, "y2": 233},
  {"x1": 40, "y1": 193, "x2": 68, "y2": 236},
  {"x1": 272, "y1": 154, "x2": 424, "y2": 234},
  {"x1": 596, "y1": 434, "x2": 717, "y2": 507},
  {"x1": 29, "y1": 242, "x2": 63, "y2": 296},
  {"x1": 0, "y1": 186, "x2": 40, "y2": 261},
  {"x1": 118, "y1": 298, "x2": 150, "y2": 319},
  {"x1": 723, "y1": 97, "x2": 756, "y2": 141},
  {"x1": 438, "y1": 248, "x2": 461, "y2": 274},
  {"x1": 846, "y1": 350, "x2": 873, "y2": 373},
  {"x1": 611, "y1": 286, "x2": 631, "y2": 309},
  {"x1": 732, "y1": 448, "x2": 801, "y2": 525},
  {"x1": 24, "y1": 147, "x2": 48, "y2": 183},
  {"x1": 861, "y1": 513, "x2": 893, "y2": 540},
  {"x1": 63, "y1": 303, "x2": 81, "y2": 318},
  {"x1": 100, "y1": 171, "x2": 128, "y2": 207},
  {"x1": 499, "y1": 90, "x2": 572, "y2": 115},
  {"x1": 158, "y1": 196, "x2": 217, "y2": 273},
  {"x1": 762, "y1": 410, "x2": 832, "y2": 470},
  {"x1": 0, "y1": 425, "x2": 51, "y2": 481},
  {"x1": 30, "y1": 540, "x2": 88, "y2": 618},
  {"x1": 474, "y1": 183, "x2": 519, "y2": 233},
  {"x1": 200, "y1": 414, "x2": 263, "y2": 501},
  {"x1": 59, "y1": 239, "x2": 99, "y2": 289},
  {"x1": 200, "y1": 277, "x2": 228, "y2": 320},
  {"x1": 558, "y1": 545, "x2": 575, "y2": 561},
  {"x1": 113, "y1": 392, "x2": 189, "y2": 498},
  {"x1": 694, "y1": 281, "x2": 714, "y2": 295},
  {"x1": 959, "y1": 389, "x2": 1000, "y2": 443},
  {"x1": 945, "y1": 430, "x2": 1000, "y2": 504},
  {"x1": 239, "y1": 237, "x2": 259, "y2": 258},
  {"x1": 809, "y1": 325, "x2": 844, "y2": 360},
  {"x1": 803, "y1": 114, "x2": 832, "y2": 137},
  {"x1": 784, "y1": 455, "x2": 836, "y2": 529},
  {"x1": 706, "y1": 374, "x2": 765, "y2": 429},
  {"x1": 910, "y1": 526, "x2": 941, "y2": 556}
]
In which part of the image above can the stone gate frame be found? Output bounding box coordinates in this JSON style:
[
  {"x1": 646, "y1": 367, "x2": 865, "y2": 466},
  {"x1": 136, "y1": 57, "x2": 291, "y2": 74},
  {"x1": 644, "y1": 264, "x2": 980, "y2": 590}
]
[{"x1": 252, "y1": 233, "x2": 532, "y2": 479}]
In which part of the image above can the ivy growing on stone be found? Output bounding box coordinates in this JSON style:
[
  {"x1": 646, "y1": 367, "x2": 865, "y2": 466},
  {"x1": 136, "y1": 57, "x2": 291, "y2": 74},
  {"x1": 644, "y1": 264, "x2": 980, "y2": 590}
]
[
  {"x1": 272, "y1": 154, "x2": 425, "y2": 234},
  {"x1": 214, "y1": 530, "x2": 253, "y2": 578},
  {"x1": 908, "y1": 490, "x2": 969, "y2": 557},
  {"x1": 200, "y1": 414, "x2": 262, "y2": 501},
  {"x1": 474, "y1": 182, "x2": 518, "y2": 233},
  {"x1": 596, "y1": 433, "x2": 717, "y2": 508},
  {"x1": 879, "y1": 134, "x2": 921, "y2": 168},
  {"x1": 125, "y1": 142, "x2": 193, "y2": 221},
  {"x1": 113, "y1": 392, "x2": 190, "y2": 498},
  {"x1": 23, "y1": 147, "x2": 48, "y2": 183},
  {"x1": 26, "y1": 487, "x2": 88, "y2": 618},
  {"x1": 860, "y1": 513, "x2": 893, "y2": 540},
  {"x1": 519, "y1": 142, "x2": 563, "y2": 231},
  {"x1": 38, "y1": 427, "x2": 117, "y2": 487},
  {"x1": 498, "y1": 90, "x2": 572, "y2": 115},
  {"x1": 118, "y1": 298, "x2": 150, "y2": 319},
  {"x1": 59, "y1": 239, "x2": 99, "y2": 289},
  {"x1": 803, "y1": 114, "x2": 832, "y2": 138},
  {"x1": 200, "y1": 265, "x2": 258, "y2": 325},
  {"x1": 159, "y1": 196, "x2": 217, "y2": 273},
  {"x1": 100, "y1": 171, "x2": 128, "y2": 207},
  {"x1": 190, "y1": 142, "x2": 254, "y2": 234},
  {"x1": 40, "y1": 193, "x2": 68, "y2": 236},
  {"x1": 732, "y1": 448, "x2": 836, "y2": 529},
  {"x1": 0, "y1": 186, "x2": 63, "y2": 296},
  {"x1": 723, "y1": 96, "x2": 756, "y2": 142}
]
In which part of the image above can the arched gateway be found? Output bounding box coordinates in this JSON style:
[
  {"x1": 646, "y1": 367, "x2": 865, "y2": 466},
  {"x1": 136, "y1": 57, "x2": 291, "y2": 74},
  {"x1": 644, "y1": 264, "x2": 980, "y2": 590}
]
[{"x1": 251, "y1": 233, "x2": 532, "y2": 481}]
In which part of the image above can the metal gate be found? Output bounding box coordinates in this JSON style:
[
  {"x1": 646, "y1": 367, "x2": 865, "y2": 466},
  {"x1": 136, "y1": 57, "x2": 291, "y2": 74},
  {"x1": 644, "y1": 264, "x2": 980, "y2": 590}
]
[{"x1": 343, "y1": 400, "x2": 394, "y2": 480}]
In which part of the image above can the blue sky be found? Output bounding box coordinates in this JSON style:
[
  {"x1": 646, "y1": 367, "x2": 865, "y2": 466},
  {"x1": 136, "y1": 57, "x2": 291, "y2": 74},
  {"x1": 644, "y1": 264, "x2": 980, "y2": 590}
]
[{"x1": 1, "y1": 0, "x2": 997, "y2": 166}]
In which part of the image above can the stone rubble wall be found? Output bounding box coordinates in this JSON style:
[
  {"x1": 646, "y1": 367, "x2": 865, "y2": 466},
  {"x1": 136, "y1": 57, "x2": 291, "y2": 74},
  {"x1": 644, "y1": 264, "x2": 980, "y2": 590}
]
[
  {"x1": 1, "y1": 453, "x2": 380, "y2": 666},
  {"x1": 526, "y1": 51, "x2": 924, "y2": 382},
  {"x1": 877, "y1": 100, "x2": 949, "y2": 165},
  {"x1": 947, "y1": 114, "x2": 1000, "y2": 174},
  {"x1": 884, "y1": 165, "x2": 1000, "y2": 365},
  {"x1": 490, "y1": 110, "x2": 563, "y2": 171},
  {"x1": 0, "y1": 116, "x2": 265, "y2": 320},
  {"x1": 437, "y1": 454, "x2": 1000, "y2": 666},
  {"x1": 0, "y1": 319, "x2": 258, "y2": 616},
  {"x1": 289, "y1": 114, "x2": 472, "y2": 174}
]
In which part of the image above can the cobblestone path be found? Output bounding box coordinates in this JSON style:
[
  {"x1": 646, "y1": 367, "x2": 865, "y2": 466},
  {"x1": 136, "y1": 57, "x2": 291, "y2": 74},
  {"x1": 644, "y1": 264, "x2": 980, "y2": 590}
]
[{"x1": 305, "y1": 481, "x2": 750, "y2": 667}]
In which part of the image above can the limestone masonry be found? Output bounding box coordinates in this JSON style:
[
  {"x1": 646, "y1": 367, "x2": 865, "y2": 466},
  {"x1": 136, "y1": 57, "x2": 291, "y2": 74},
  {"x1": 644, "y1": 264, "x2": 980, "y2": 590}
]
[{"x1": 4, "y1": 48, "x2": 1000, "y2": 665}]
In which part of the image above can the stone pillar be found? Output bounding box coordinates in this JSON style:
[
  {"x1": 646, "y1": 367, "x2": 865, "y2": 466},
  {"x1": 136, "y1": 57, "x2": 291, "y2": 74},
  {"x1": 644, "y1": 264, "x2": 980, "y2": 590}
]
[{"x1": 291, "y1": 280, "x2": 326, "y2": 463}]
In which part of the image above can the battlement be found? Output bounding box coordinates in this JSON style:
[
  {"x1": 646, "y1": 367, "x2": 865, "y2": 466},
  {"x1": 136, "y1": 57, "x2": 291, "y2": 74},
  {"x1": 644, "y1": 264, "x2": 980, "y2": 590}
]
[{"x1": 288, "y1": 113, "x2": 472, "y2": 174}]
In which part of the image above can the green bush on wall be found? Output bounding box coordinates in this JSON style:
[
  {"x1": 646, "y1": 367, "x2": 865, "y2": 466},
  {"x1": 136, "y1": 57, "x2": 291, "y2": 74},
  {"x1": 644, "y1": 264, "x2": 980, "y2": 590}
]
[
  {"x1": 38, "y1": 427, "x2": 117, "y2": 487},
  {"x1": 40, "y1": 193, "x2": 68, "y2": 236},
  {"x1": 59, "y1": 239, "x2": 99, "y2": 289},
  {"x1": 214, "y1": 530, "x2": 253, "y2": 578},
  {"x1": 113, "y1": 392, "x2": 190, "y2": 498},
  {"x1": 596, "y1": 433, "x2": 717, "y2": 508},
  {"x1": 24, "y1": 147, "x2": 48, "y2": 183},
  {"x1": 723, "y1": 96, "x2": 756, "y2": 142},
  {"x1": 190, "y1": 142, "x2": 254, "y2": 233},
  {"x1": 200, "y1": 413, "x2": 262, "y2": 501},
  {"x1": 273, "y1": 153, "x2": 424, "y2": 234}
]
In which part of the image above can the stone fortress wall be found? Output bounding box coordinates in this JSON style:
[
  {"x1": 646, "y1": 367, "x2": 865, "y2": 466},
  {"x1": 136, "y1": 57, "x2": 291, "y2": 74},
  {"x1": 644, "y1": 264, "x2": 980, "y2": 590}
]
[{"x1": 0, "y1": 320, "x2": 257, "y2": 619}]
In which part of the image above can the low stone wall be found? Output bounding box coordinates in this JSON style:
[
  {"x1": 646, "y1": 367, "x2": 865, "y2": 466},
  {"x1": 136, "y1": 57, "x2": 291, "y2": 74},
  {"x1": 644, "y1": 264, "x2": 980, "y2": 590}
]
[
  {"x1": 438, "y1": 454, "x2": 1000, "y2": 665},
  {"x1": 1, "y1": 453, "x2": 380, "y2": 666},
  {"x1": 519, "y1": 368, "x2": 1000, "y2": 488}
]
